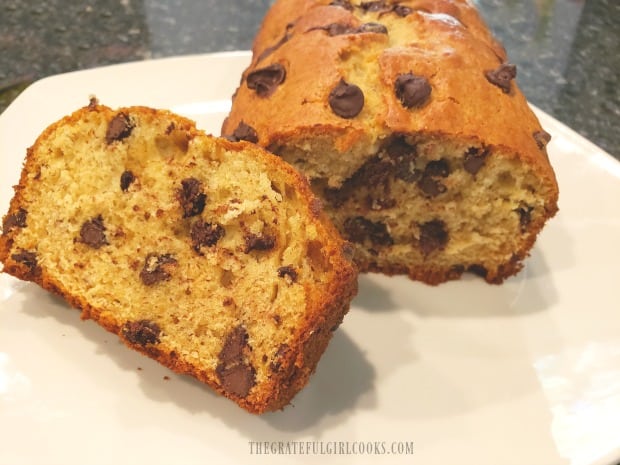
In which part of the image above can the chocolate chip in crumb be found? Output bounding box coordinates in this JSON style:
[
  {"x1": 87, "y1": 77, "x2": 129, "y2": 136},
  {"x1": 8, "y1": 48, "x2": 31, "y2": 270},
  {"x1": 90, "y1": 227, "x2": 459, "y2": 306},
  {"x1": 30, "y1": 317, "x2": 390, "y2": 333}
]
[
  {"x1": 216, "y1": 326, "x2": 256, "y2": 398},
  {"x1": 329, "y1": 79, "x2": 365, "y2": 118},
  {"x1": 122, "y1": 320, "x2": 161, "y2": 346},
  {"x1": 105, "y1": 112, "x2": 134, "y2": 144},
  {"x1": 3, "y1": 208, "x2": 27, "y2": 233},
  {"x1": 485, "y1": 63, "x2": 517, "y2": 94},
  {"x1": 418, "y1": 159, "x2": 450, "y2": 197},
  {"x1": 344, "y1": 216, "x2": 394, "y2": 246},
  {"x1": 278, "y1": 265, "x2": 298, "y2": 283},
  {"x1": 246, "y1": 63, "x2": 286, "y2": 98},
  {"x1": 230, "y1": 121, "x2": 259, "y2": 143},
  {"x1": 419, "y1": 220, "x2": 448, "y2": 256},
  {"x1": 463, "y1": 147, "x2": 489, "y2": 175},
  {"x1": 11, "y1": 249, "x2": 40, "y2": 277},
  {"x1": 393, "y1": 5, "x2": 413, "y2": 16},
  {"x1": 533, "y1": 130, "x2": 552, "y2": 149},
  {"x1": 244, "y1": 232, "x2": 276, "y2": 253},
  {"x1": 395, "y1": 73, "x2": 432, "y2": 108},
  {"x1": 139, "y1": 253, "x2": 177, "y2": 286},
  {"x1": 177, "y1": 177, "x2": 206, "y2": 218},
  {"x1": 191, "y1": 220, "x2": 225, "y2": 252},
  {"x1": 120, "y1": 170, "x2": 136, "y2": 191},
  {"x1": 515, "y1": 204, "x2": 534, "y2": 232},
  {"x1": 79, "y1": 215, "x2": 108, "y2": 249}
]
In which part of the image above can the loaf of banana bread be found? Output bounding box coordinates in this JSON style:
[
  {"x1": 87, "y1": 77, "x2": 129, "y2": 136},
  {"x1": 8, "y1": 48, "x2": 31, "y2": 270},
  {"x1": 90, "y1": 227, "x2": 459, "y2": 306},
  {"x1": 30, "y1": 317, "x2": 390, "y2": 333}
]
[{"x1": 222, "y1": 0, "x2": 559, "y2": 284}]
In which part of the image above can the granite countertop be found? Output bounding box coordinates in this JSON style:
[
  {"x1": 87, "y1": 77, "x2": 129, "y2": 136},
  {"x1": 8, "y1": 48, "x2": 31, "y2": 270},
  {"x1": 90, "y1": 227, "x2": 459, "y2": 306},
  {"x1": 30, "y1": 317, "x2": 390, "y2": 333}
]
[{"x1": 0, "y1": 0, "x2": 618, "y2": 158}]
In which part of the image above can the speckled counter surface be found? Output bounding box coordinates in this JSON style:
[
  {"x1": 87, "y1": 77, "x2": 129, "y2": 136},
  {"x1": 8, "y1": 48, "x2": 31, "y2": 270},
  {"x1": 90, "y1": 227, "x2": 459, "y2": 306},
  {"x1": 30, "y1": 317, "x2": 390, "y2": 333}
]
[{"x1": 0, "y1": 0, "x2": 618, "y2": 158}]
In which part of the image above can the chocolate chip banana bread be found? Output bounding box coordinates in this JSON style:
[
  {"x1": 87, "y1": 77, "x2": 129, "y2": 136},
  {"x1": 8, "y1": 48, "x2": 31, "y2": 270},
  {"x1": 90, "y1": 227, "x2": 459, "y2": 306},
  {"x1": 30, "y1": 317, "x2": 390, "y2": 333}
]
[
  {"x1": 222, "y1": 0, "x2": 559, "y2": 284},
  {"x1": 0, "y1": 100, "x2": 357, "y2": 413}
]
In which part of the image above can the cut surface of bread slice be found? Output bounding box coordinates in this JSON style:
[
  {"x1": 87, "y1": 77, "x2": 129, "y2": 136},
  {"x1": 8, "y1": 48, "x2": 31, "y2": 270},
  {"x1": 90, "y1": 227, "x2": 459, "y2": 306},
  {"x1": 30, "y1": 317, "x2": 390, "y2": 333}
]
[
  {"x1": 0, "y1": 101, "x2": 358, "y2": 413},
  {"x1": 222, "y1": 0, "x2": 559, "y2": 284}
]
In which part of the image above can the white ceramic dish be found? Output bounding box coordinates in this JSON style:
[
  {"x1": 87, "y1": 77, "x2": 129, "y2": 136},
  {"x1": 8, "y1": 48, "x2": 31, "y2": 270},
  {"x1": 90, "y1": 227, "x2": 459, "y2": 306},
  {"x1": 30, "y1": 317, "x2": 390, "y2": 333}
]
[{"x1": 1, "y1": 51, "x2": 620, "y2": 465}]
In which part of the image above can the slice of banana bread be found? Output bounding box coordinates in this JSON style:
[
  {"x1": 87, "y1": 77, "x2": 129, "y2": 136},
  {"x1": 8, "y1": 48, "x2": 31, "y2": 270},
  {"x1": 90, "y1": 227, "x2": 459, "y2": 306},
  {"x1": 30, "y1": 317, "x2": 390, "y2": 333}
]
[
  {"x1": 222, "y1": 0, "x2": 559, "y2": 284},
  {"x1": 0, "y1": 100, "x2": 357, "y2": 414}
]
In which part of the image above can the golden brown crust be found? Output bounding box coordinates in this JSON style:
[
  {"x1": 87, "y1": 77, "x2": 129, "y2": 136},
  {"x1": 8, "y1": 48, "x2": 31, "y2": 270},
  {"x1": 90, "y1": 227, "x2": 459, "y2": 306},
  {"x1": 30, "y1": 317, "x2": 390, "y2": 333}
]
[
  {"x1": 0, "y1": 102, "x2": 358, "y2": 413},
  {"x1": 222, "y1": 0, "x2": 559, "y2": 285}
]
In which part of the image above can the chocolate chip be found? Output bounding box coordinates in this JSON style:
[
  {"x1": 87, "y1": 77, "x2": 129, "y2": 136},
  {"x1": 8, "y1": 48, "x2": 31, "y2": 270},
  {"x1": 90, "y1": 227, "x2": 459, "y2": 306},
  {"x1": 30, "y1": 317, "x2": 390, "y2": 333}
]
[
  {"x1": 329, "y1": 0, "x2": 354, "y2": 10},
  {"x1": 120, "y1": 170, "x2": 136, "y2": 191},
  {"x1": 515, "y1": 204, "x2": 534, "y2": 233},
  {"x1": 105, "y1": 112, "x2": 134, "y2": 144},
  {"x1": 360, "y1": 1, "x2": 390, "y2": 12},
  {"x1": 216, "y1": 326, "x2": 256, "y2": 398},
  {"x1": 309, "y1": 23, "x2": 356, "y2": 36},
  {"x1": 270, "y1": 344, "x2": 290, "y2": 372},
  {"x1": 344, "y1": 216, "x2": 394, "y2": 246},
  {"x1": 11, "y1": 249, "x2": 40, "y2": 277},
  {"x1": 79, "y1": 215, "x2": 108, "y2": 249},
  {"x1": 246, "y1": 63, "x2": 286, "y2": 98},
  {"x1": 122, "y1": 320, "x2": 161, "y2": 346},
  {"x1": 277, "y1": 265, "x2": 298, "y2": 282},
  {"x1": 463, "y1": 147, "x2": 489, "y2": 175},
  {"x1": 395, "y1": 73, "x2": 432, "y2": 108},
  {"x1": 191, "y1": 220, "x2": 225, "y2": 252},
  {"x1": 418, "y1": 159, "x2": 450, "y2": 197},
  {"x1": 467, "y1": 264, "x2": 488, "y2": 278},
  {"x1": 384, "y1": 136, "x2": 420, "y2": 183},
  {"x1": 244, "y1": 232, "x2": 276, "y2": 253},
  {"x1": 533, "y1": 130, "x2": 552, "y2": 149},
  {"x1": 484, "y1": 63, "x2": 517, "y2": 94},
  {"x1": 229, "y1": 121, "x2": 258, "y2": 143},
  {"x1": 177, "y1": 178, "x2": 206, "y2": 218},
  {"x1": 419, "y1": 220, "x2": 448, "y2": 256},
  {"x1": 139, "y1": 253, "x2": 177, "y2": 286},
  {"x1": 393, "y1": 5, "x2": 413, "y2": 16},
  {"x1": 309, "y1": 22, "x2": 388, "y2": 36},
  {"x1": 2, "y1": 208, "x2": 27, "y2": 233},
  {"x1": 329, "y1": 79, "x2": 364, "y2": 118},
  {"x1": 358, "y1": 22, "x2": 389, "y2": 34}
]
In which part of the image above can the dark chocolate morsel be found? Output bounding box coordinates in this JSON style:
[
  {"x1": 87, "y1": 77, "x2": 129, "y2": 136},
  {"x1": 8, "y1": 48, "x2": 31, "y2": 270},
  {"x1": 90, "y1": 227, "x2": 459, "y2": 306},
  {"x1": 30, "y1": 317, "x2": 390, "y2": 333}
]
[
  {"x1": 484, "y1": 63, "x2": 517, "y2": 94},
  {"x1": 418, "y1": 159, "x2": 450, "y2": 197},
  {"x1": 393, "y1": 5, "x2": 413, "y2": 16},
  {"x1": 277, "y1": 265, "x2": 298, "y2": 282},
  {"x1": 139, "y1": 253, "x2": 177, "y2": 286},
  {"x1": 246, "y1": 63, "x2": 286, "y2": 98},
  {"x1": 329, "y1": 0, "x2": 354, "y2": 10},
  {"x1": 360, "y1": 1, "x2": 390, "y2": 12},
  {"x1": 11, "y1": 249, "x2": 40, "y2": 276},
  {"x1": 105, "y1": 112, "x2": 134, "y2": 144},
  {"x1": 216, "y1": 326, "x2": 256, "y2": 398},
  {"x1": 395, "y1": 72, "x2": 432, "y2": 108},
  {"x1": 463, "y1": 147, "x2": 489, "y2": 175},
  {"x1": 244, "y1": 232, "x2": 276, "y2": 253},
  {"x1": 418, "y1": 220, "x2": 448, "y2": 256},
  {"x1": 515, "y1": 204, "x2": 534, "y2": 233},
  {"x1": 122, "y1": 320, "x2": 161, "y2": 346},
  {"x1": 329, "y1": 79, "x2": 365, "y2": 118},
  {"x1": 230, "y1": 121, "x2": 259, "y2": 143},
  {"x1": 344, "y1": 216, "x2": 394, "y2": 246},
  {"x1": 358, "y1": 22, "x2": 389, "y2": 34},
  {"x1": 467, "y1": 264, "x2": 488, "y2": 278},
  {"x1": 191, "y1": 220, "x2": 225, "y2": 252},
  {"x1": 256, "y1": 23, "x2": 294, "y2": 63},
  {"x1": 120, "y1": 170, "x2": 136, "y2": 191},
  {"x1": 2, "y1": 208, "x2": 27, "y2": 233},
  {"x1": 533, "y1": 130, "x2": 552, "y2": 149},
  {"x1": 79, "y1": 215, "x2": 108, "y2": 249},
  {"x1": 177, "y1": 177, "x2": 206, "y2": 218}
]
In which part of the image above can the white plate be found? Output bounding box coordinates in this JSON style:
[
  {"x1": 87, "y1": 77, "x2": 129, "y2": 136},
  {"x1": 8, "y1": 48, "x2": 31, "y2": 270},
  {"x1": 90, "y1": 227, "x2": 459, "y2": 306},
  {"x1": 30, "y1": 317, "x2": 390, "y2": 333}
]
[{"x1": 1, "y1": 51, "x2": 620, "y2": 465}]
